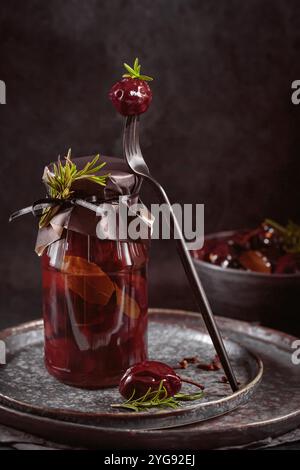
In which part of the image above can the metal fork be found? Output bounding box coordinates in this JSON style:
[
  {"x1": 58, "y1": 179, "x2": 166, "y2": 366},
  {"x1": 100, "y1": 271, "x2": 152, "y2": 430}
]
[{"x1": 123, "y1": 115, "x2": 239, "y2": 392}]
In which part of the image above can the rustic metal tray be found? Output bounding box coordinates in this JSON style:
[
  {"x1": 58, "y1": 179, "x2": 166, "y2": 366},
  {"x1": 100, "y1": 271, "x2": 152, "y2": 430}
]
[
  {"x1": 0, "y1": 310, "x2": 262, "y2": 431},
  {"x1": 0, "y1": 309, "x2": 299, "y2": 449}
]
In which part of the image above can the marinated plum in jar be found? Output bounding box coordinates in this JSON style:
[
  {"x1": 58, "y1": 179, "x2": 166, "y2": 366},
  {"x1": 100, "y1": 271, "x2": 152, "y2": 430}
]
[{"x1": 42, "y1": 229, "x2": 149, "y2": 388}]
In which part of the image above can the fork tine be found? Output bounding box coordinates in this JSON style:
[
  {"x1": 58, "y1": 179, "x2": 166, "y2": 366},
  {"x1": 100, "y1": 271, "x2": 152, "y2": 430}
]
[
  {"x1": 133, "y1": 115, "x2": 150, "y2": 174},
  {"x1": 128, "y1": 116, "x2": 135, "y2": 157},
  {"x1": 133, "y1": 115, "x2": 140, "y2": 156},
  {"x1": 123, "y1": 115, "x2": 150, "y2": 176},
  {"x1": 129, "y1": 116, "x2": 136, "y2": 156},
  {"x1": 123, "y1": 116, "x2": 132, "y2": 160}
]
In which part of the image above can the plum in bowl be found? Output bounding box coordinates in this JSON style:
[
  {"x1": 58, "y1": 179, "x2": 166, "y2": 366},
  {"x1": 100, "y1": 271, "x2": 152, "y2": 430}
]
[{"x1": 192, "y1": 221, "x2": 300, "y2": 336}]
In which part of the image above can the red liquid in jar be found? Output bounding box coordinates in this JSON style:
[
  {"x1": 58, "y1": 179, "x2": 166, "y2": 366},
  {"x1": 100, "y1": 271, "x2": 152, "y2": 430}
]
[{"x1": 42, "y1": 230, "x2": 148, "y2": 388}]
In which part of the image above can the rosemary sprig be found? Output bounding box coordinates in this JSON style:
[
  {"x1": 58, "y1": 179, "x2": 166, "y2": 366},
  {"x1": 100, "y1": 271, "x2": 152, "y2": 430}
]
[
  {"x1": 265, "y1": 218, "x2": 300, "y2": 254},
  {"x1": 173, "y1": 391, "x2": 205, "y2": 401},
  {"x1": 122, "y1": 57, "x2": 153, "y2": 82},
  {"x1": 111, "y1": 381, "x2": 204, "y2": 412},
  {"x1": 39, "y1": 149, "x2": 109, "y2": 228}
]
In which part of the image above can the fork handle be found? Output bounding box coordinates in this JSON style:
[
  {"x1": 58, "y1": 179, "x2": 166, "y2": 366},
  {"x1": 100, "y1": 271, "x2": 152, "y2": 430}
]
[{"x1": 145, "y1": 175, "x2": 239, "y2": 392}]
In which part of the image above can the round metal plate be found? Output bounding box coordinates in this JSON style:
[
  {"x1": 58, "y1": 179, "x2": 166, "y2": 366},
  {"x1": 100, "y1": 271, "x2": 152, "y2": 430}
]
[
  {"x1": 0, "y1": 311, "x2": 262, "y2": 430},
  {"x1": 0, "y1": 309, "x2": 299, "y2": 449}
]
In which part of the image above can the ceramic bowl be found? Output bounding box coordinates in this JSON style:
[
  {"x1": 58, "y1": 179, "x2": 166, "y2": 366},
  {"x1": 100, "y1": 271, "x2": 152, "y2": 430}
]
[{"x1": 193, "y1": 230, "x2": 300, "y2": 336}]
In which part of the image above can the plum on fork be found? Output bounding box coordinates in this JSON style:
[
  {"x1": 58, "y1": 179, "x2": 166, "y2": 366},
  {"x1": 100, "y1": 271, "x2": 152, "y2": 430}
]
[{"x1": 109, "y1": 58, "x2": 153, "y2": 116}]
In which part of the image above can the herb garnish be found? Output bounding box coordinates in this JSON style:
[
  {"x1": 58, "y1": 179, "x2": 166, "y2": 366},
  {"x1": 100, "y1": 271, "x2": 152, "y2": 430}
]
[
  {"x1": 122, "y1": 57, "x2": 153, "y2": 82},
  {"x1": 40, "y1": 149, "x2": 109, "y2": 228},
  {"x1": 111, "y1": 380, "x2": 204, "y2": 412},
  {"x1": 265, "y1": 219, "x2": 300, "y2": 254}
]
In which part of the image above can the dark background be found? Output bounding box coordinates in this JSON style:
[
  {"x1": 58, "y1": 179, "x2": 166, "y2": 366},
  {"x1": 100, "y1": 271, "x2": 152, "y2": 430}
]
[{"x1": 1, "y1": 0, "x2": 300, "y2": 329}]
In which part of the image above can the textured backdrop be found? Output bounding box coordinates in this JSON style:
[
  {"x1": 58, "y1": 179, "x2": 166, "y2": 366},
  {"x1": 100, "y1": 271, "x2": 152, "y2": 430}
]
[{"x1": 1, "y1": 0, "x2": 300, "y2": 328}]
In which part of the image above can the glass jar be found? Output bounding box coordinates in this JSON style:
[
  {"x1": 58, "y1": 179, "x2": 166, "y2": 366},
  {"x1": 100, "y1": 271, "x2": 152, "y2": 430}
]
[{"x1": 42, "y1": 229, "x2": 149, "y2": 388}]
